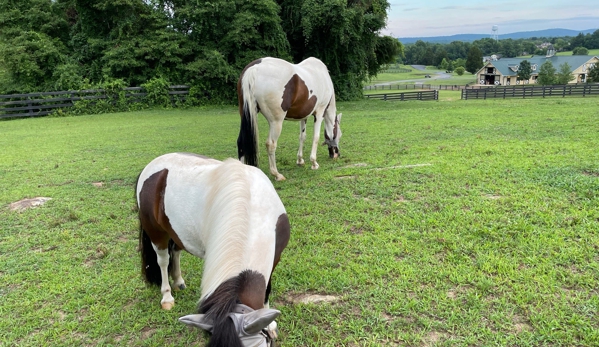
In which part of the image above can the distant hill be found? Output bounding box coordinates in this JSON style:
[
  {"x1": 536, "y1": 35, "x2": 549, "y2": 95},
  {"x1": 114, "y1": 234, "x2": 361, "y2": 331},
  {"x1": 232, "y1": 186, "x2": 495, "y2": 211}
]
[{"x1": 398, "y1": 28, "x2": 598, "y2": 44}]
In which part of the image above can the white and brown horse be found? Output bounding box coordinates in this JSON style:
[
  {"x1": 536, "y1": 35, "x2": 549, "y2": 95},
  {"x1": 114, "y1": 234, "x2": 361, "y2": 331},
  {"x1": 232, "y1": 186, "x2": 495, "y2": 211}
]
[
  {"x1": 237, "y1": 57, "x2": 342, "y2": 181},
  {"x1": 137, "y1": 153, "x2": 290, "y2": 347}
]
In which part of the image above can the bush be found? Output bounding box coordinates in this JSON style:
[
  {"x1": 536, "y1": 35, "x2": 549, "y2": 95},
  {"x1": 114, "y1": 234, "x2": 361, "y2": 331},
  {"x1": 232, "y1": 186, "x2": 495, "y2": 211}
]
[
  {"x1": 455, "y1": 66, "x2": 465, "y2": 76},
  {"x1": 572, "y1": 47, "x2": 589, "y2": 55},
  {"x1": 142, "y1": 77, "x2": 172, "y2": 108}
]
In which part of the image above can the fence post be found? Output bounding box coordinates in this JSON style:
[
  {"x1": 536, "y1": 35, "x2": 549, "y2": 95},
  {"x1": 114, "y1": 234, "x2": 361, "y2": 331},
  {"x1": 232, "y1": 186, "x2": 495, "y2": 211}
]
[{"x1": 27, "y1": 96, "x2": 33, "y2": 117}]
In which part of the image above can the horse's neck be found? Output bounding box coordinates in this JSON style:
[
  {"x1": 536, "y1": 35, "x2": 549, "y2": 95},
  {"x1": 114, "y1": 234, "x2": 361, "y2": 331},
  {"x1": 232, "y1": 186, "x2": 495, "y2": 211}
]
[{"x1": 200, "y1": 160, "x2": 252, "y2": 299}]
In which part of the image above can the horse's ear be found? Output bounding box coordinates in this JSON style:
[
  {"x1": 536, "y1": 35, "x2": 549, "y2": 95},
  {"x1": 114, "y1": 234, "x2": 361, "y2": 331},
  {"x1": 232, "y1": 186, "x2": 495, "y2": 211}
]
[
  {"x1": 337, "y1": 113, "x2": 342, "y2": 122},
  {"x1": 179, "y1": 314, "x2": 214, "y2": 332},
  {"x1": 242, "y1": 309, "x2": 281, "y2": 334}
]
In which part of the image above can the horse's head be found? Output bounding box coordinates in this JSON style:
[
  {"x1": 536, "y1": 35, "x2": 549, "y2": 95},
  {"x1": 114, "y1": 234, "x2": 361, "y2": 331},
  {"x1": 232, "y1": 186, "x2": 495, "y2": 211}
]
[
  {"x1": 180, "y1": 304, "x2": 280, "y2": 347},
  {"x1": 324, "y1": 113, "x2": 342, "y2": 159}
]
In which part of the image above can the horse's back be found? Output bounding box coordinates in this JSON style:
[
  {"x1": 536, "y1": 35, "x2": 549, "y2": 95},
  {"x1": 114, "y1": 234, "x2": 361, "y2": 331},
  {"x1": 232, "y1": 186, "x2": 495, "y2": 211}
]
[
  {"x1": 242, "y1": 57, "x2": 334, "y2": 119},
  {"x1": 137, "y1": 153, "x2": 285, "y2": 261}
]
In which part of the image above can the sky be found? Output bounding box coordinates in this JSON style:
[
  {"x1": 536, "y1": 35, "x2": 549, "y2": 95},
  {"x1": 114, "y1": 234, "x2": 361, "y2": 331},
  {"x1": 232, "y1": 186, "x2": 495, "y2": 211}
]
[{"x1": 382, "y1": 0, "x2": 599, "y2": 38}]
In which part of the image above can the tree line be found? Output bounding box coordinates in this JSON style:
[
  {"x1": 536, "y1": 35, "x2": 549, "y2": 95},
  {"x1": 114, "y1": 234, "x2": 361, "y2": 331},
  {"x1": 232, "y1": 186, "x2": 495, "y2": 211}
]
[
  {"x1": 402, "y1": 30, "x2": 599, "y2": 67},
  {"x1": 0, "y1": 0, "x2": 401, "y2": 101}
]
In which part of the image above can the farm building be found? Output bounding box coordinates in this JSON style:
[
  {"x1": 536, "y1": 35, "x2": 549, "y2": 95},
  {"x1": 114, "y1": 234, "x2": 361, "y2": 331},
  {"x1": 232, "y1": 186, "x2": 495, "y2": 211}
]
[{"x1": 475, "y1": 53, "x2": 599, "y2": 86}]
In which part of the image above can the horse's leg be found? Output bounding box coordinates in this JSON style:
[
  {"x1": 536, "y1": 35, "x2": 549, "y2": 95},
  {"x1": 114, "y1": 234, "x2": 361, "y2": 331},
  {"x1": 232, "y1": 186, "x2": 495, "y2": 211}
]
[
  {"x1": 296, "y1": 119, "x2": 307, "y2": 166},
  {"x1": 154, "y1": 246, "x2": 175, "y2": 310},
  {"x1": 309, "y1": 115, "x2": 324, "y2": 170},
  {"x1": 266, "y1": 120, "x2": 285, "y2": 181},
  {"x1": 170, "y1": 248, "x2": 186, "y2": 291}
]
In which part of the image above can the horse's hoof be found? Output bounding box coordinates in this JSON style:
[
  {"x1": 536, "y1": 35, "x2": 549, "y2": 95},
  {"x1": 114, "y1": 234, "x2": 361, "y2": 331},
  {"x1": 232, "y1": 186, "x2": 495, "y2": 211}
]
[
  {"x1": 311, "y1": 164, "x2": 319, "y2": 170},
  {"x1": 275, "y1": 175, "x2": 286, "y2": 181},
  {"x1": 174, "y1": 283, "x2": 186, "y2": 291},
  {"x1": 297, "y1": 160, "x2": 305, "y2": 166},
  {"x1": 161, "y1": 302, "x2": 174, "y2": 310}
]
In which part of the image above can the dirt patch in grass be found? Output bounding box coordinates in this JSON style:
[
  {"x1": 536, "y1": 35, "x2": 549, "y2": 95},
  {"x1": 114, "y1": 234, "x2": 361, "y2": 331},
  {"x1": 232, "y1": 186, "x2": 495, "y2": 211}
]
[
  {"x1": 512, "y1": 315, "x2": 532, "y2": 333},
  {"x1": 9, "y1": 197, "x2": 52, "y2": 211},
  {"x1": 286, "y1": 293, "x2": 340, "y2": 305},
  {"x1": 141, "y1": 327, "x2": 156, "y2": 340},
  {"x1": 335, "y1": 175, "x2": 357, "y2": 180},
  {"x1": 423, "y1": 331, "x2": 446, "y2": 346},
  {"x1": 582, "y1": 170, "x2": 599, "y2": 177},
  {"x1": 484, "y1": 194, "x2": 502, "y2": 200}
]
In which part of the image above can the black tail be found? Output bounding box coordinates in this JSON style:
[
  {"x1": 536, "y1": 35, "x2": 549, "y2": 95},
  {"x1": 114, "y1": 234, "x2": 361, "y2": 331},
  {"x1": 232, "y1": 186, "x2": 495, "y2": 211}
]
[
  {"x1": 237, "y1": 102, "x2": 258, "y2": 167},
  {"x1": 139, "y1": 227, "x2": 174, "y2": 285}
]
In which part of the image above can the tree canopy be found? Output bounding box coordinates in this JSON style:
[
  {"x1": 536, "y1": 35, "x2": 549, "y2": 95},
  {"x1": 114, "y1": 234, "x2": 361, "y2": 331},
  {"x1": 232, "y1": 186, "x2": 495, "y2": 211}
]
[
  {"x1": 517, "y1": 60, "x2": 532, "y2": 81},
  {"x1": 537, "y1": 60, "x2": 556, "y2": 85},
  {"x1": 0, "y1": 0, "x2": 396, "y2": 101},
  {"x1": 465, "y1": 46, "x2": 483, "y2": 74},
  {"x1": 555, "y1": 62, "x2": 574, "y2": 85},
  {"x1": 587, "y1": 64, "x2": 599, "y2": 83}
]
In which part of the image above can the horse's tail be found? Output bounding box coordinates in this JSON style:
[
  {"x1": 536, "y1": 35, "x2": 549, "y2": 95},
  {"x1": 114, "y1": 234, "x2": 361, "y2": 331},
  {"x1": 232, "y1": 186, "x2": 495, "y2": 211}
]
[
  {"x1": 237, "y1": 67, "x2": 260, "y2": 167},
  {"x1": 139, "y1": 225, "x2": 174, "y2": 285}
]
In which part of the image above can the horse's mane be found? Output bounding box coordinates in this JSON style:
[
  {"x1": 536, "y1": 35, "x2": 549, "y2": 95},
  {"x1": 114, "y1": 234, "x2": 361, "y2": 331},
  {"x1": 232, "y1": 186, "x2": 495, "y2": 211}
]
[{"x1": 200, "y1": 158, "x2": 251, "y2": 300}]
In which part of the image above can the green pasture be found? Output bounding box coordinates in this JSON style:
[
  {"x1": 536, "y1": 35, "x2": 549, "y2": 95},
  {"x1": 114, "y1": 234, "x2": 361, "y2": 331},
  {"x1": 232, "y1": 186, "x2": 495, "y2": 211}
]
[
  {"x1": 366, "y1": 68, "x2": 476, "y2": 88},
  {"x1": 556, "y1": 49, "x2": 599, "y2": 56},
  {"x1": 1, "y1": 96, "x2": 599, "y2": 346}
]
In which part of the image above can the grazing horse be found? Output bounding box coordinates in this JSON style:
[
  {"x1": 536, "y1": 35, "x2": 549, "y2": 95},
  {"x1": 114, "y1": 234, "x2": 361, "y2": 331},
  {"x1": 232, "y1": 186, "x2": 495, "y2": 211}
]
[
  {"x1": 237, "y1": 57, "x2": 342, "y2": 181},
  {"x1": 136, "y1": 153, "x2": 290, "y2": 347}
]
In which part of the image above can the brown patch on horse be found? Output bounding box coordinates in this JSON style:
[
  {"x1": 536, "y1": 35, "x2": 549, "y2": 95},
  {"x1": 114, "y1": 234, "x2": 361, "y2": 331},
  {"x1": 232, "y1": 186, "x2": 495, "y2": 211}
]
[
  {"x1": 138, "y1": 169, "x2": 186, "y2": 251},
  {"x1": 265, "y1": 213, "x2": 290, "y2": 304},
  {"x1": 274, "y1": 213, "x2": 290, "y2": 267},
  {"x1": 281, "y1": 74, "x2": 318, "y2": 120},
  {"x1": 237, "y1": 58, "x2": 263, "y2": 116}
]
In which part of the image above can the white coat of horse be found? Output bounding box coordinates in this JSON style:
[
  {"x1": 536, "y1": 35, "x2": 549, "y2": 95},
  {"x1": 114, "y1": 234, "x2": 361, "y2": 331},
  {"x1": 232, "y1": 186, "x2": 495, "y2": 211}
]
[
  {"x1": 136, "y1": 153, "x2": 290, "y2": 346},
  {"x1": 237, "y1": 57, "x2": 342, "y2": 181}
]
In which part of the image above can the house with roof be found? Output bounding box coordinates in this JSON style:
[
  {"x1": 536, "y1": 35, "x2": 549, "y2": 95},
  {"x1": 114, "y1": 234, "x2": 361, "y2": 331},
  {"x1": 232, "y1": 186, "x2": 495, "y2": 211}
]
[{"x1": 475, "y1": 50, "x2": 599, "y2": 86}]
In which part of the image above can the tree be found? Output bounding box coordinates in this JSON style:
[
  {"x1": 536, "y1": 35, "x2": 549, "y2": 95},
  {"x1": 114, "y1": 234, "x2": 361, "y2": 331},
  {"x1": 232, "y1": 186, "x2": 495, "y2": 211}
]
[
  {"x1": 537, "y1": 60, "x2": 556, "y2": 85},
  {"x1": 376, "y1": 36, "x2": 404, "y2": 66},
  {"x1": 517, "y1": 60, "x2": 532, "y2": 82},
  {"x1": 276, "y1": 0, "x2": 390, "y2": 100},
  {"x1": 555, "y1": 62, "x2": 574, "y2": 84},
  {"x1": 587, "y1": 64, "x2": 599, "y2": 83},
  {"x1": 465, "y1": 46, "x2": 483, "y2": 74},
  {"x1": 455, "y1": 66, "x2": 465, "y2": 76},
  {"x1": 446, "y1": 60, "x2": 454, "y2": 72},
  {"x1": 572, "y1": 47, "x2": 589, "y2": 55},
  {"x1": 569, "y1": 33, "x2": 586, "y2": 50},
  {"x1": 439, "y1": 58, "x2": 449, "y2": 70}
]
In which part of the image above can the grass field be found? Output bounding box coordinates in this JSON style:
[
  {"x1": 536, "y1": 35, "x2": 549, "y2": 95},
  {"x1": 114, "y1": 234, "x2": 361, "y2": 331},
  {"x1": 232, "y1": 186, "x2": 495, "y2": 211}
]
[
  {"x1": 1, "y1": 96, "x2": 599, "y2": 346},
  {"x1": 555, "y1": 49, "x2": 599, "y2": 57},
  {"x1": 366, "y1": 68, "x2": 476, "y2": 88}
]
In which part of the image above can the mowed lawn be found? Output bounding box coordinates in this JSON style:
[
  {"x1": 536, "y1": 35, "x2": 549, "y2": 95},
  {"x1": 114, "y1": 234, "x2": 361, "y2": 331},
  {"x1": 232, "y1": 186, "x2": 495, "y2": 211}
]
[{"x1": 1, "y1": 95, "x2": 598, "y2": 346}]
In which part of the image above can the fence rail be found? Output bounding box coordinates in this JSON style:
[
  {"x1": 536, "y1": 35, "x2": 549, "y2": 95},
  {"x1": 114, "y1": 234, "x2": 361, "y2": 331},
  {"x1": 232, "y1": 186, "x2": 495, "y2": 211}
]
[
  {"x1": 365, "y1": 90, "x2": 438, "y2": 101},
  {"x1": 462, "y1": 84, "x2": 599, "y2": 100},
  {"x1": 0, "y1": 85, "x2": 189, "y2": 119},
  {"x1": 364, "y1": 84, "x2": 475, "y2": 91}
]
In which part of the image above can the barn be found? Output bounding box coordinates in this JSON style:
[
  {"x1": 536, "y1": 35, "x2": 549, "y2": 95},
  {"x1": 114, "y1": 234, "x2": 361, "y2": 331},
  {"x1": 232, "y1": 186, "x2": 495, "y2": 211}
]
[{"x1": 476, "y1": 52, "x2": 599, "y2": 86}]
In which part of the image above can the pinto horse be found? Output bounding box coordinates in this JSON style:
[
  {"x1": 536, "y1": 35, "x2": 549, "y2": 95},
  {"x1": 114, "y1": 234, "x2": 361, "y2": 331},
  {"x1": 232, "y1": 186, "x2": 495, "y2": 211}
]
[
  {"x1": 136, "y1": 153, "x2": 290, "y2": 347},
  {"x1": 237, "y1": 57, "x2": 342, "y2": 181}
]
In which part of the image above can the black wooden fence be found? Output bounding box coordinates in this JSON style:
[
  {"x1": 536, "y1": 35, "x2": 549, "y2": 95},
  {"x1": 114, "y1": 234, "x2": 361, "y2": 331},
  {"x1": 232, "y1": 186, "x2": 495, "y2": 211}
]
[
  {"x1": 364, "y1": 84, "x2": 472, "y2": 91},
  {"x1": 0, "y1": 85, "x2": 189, "y2": 119},
  {"x1": 365, "y1": 90, "x2": 438, "y2": 101},
  {"x1": 462, "y1": 84, "x2": 599, "y2": 100}
]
